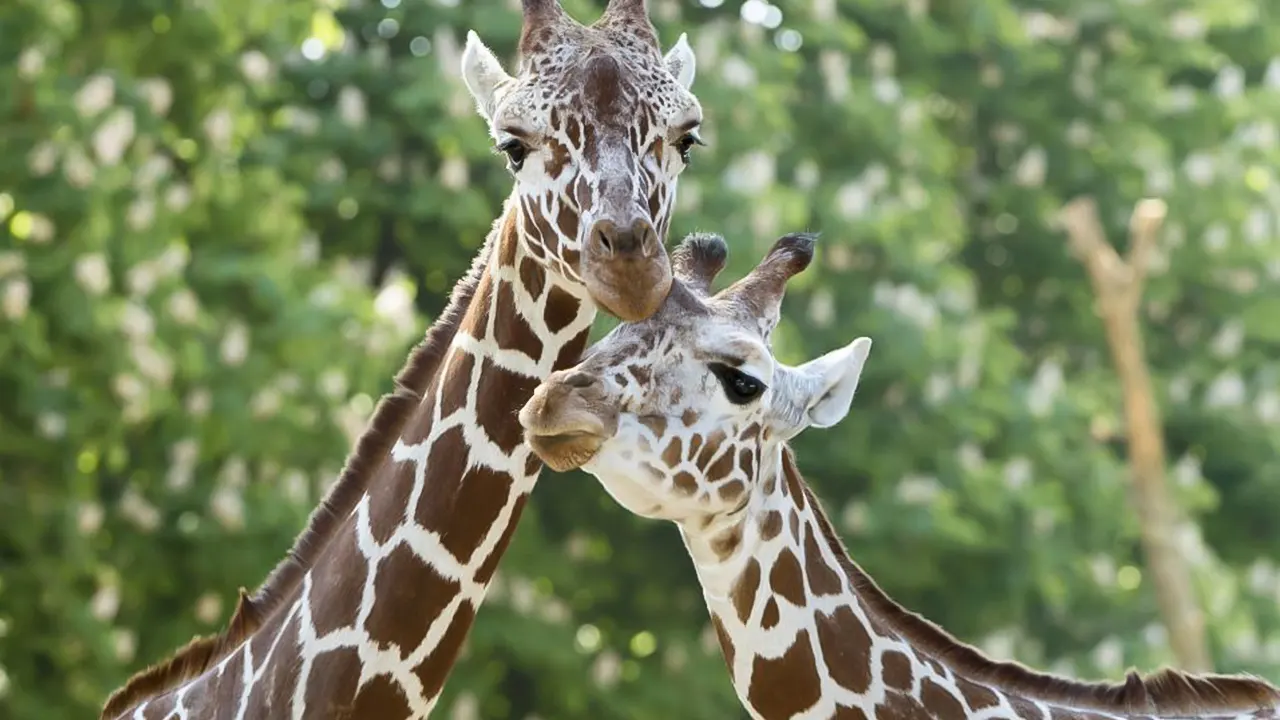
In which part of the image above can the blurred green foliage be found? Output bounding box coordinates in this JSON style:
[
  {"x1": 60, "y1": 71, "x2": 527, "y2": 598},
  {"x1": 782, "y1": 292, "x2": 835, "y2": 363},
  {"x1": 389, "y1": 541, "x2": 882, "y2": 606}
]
[{"x1": 3, "y1": 0, "x2": 1280, "y2": 718}]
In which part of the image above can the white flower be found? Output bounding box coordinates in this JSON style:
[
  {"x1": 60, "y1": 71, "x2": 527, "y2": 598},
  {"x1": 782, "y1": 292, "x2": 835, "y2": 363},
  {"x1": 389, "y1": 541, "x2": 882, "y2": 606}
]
[
  {"x1": 77, "y1": 502, "x2": 104, "y2": 534},
  {"x1": 195, "y1": 593, "x2": 223, "y2": 624},
  {"x1": 75, "y1": 74, "x2": 116, "y2": 117},
  {"x1": 338, "y1": 86, "x2": 367, "y2": 126},
  {"x1": 25, "y1": 213, "x2": 53, "y2": 243},
  {"x1": 17, "y1": 47, "x2": 44, "y2": 78},
  {"x1": 74, "y1": 253, "x2": 112, "y2": 296},
  {"x1": 210, "y1": 486, "x2": 245, "y2": 530},
  {"x1": 126, "y1": 197, "x2": 156, "y2": 231},
  {"x1": 138, "y1": 78, "x2": 173, "y2": 117},
  {"x1": 131, "y1": 342, "x2": 174, "y2": 387},
  {"x1": 37, "y1": 412, "x2": 66, "y2": 439},
  {"x1": 113, "y1": 630, "x2": 137, "y2": 662},
  {"x1": 203, "y1": 109, "x2": 235, "y2": 151},
  {"x1": 92, "y1": 108, "x2": 136, "y2": 166},
  {"x1": 239, "y1": 51, "x2": 273, "y2": 83},
  {"x1": 63, "y1": 148, "x2": 96, "y2": 188},
  {"x1": 219, "y1": 321, "x2": 250, "y2": 366},
  {"x1": 439, "y1": 156, "x2": 469, "y2": 190},
  {"x1": 27, "y1": 142, "x2": 57, "y2": 176},
  {"x1": 166, "y1": 289, "x2": 200, "y2": 324},
  {"x1": 3, "y1": 278, "x2": 30, "y2": 320},
  {"x1": 165, "y1": 183, "x2": 192, "y2": 211},
  {"x1": 119, "y1": 302, "x2": 154, "y2": 339},
  {"x1": 186, "y1": 388, "x2": 212, "y2": 417},
  {"x1": 119, "y1": 487, "x2": 161, "y2": 531},
  {"x1": 90, "y1": 584, "x2": 121, "y2": 621}
]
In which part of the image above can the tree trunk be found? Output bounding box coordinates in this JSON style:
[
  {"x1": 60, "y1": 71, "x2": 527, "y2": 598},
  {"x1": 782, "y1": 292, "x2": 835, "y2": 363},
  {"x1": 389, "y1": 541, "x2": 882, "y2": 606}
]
[{"x1": 1058, "y1": 197, "x2": 1212, "y2": 673}]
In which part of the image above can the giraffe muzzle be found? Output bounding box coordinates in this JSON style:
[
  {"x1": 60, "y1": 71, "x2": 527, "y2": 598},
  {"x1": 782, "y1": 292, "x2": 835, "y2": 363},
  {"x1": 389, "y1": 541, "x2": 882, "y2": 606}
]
[
  {"x1": 581, "y1": 217, "x2": 672, "y2": 322},
  {"x1": 519, "y1": 370, "x2": 620, "y2": 472}
]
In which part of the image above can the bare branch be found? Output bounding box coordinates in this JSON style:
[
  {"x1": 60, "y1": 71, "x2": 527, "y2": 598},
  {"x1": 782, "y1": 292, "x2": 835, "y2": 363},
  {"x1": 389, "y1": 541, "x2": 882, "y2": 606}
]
[
  {"x1": 1060, "y1": 195, "x2": 1212, "y2": 672},
  {"x1": 1127, "y1": 197, "x2": 1166, "y2": 294},
  {"x1": 1058, "y1": 196, "x2": 1128, "y2": 297}
]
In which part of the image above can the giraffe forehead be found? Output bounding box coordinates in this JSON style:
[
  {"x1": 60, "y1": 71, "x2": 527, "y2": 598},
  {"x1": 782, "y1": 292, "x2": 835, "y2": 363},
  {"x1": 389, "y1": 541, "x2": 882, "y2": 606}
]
[{"x1": 518, "y1": 42, "x2": 694, "y2": 137}]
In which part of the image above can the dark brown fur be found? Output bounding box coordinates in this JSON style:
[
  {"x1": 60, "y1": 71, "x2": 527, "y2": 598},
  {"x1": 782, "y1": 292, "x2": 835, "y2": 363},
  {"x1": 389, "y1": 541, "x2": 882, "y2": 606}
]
[
  {"x1": 785, "y1": 449, "x2": 1280, "y2": 717},
  {"x1": 99, "y1": 227, "x2": 494, "y2": 720}
]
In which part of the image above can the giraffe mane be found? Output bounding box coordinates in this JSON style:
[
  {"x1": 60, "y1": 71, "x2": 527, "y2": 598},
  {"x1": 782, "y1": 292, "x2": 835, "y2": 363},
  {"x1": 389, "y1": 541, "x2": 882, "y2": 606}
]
[
  {"x1": 787, "y1": 449, "x2": 1280, "y2": 716},
  {"x1": 99, "y1": 218, "x2": 500, "y2": 720}
]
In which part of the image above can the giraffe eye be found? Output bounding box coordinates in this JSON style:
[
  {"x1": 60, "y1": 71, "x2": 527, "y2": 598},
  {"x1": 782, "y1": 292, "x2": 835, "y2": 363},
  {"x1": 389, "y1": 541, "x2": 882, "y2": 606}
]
[
  {"x1": 709, "y1": 363, "x2": 765, "y2": 405},
  {"x1": 674, "y1": 131, "x2": 705, "y2": 165},
  {"x1": 496, "y1": 138, "x2": 529, "y2": 173}
]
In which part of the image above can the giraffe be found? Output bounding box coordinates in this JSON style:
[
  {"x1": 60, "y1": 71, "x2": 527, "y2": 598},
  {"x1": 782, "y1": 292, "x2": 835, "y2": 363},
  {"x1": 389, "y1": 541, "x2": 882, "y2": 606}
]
[
  {"x1": 518, "y1": 231, "x2": 1280, "y2": 720},
  {"x1": 100, "y1": 1, "x2": 705, "y2": 718}
]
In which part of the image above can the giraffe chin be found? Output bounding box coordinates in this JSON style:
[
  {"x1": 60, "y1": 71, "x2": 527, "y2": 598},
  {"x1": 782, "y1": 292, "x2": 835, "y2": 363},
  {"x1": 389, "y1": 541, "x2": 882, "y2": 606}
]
[{"x1": 526, "y1": 432, "x2": 605, "y2": 473}]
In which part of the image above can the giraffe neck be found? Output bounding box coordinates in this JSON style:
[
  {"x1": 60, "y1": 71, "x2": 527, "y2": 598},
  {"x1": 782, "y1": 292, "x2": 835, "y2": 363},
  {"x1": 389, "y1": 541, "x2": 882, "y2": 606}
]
[
  {"x1": 678, "y1": 448, "x2": 1275, "y2": 720},
  {"x1": 117, "y1": 200, "x2": 596, "y2": 720}
]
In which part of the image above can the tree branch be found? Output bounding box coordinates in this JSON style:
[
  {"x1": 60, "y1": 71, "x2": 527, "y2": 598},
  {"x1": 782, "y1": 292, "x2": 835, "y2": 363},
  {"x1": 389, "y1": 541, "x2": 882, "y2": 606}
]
[{"x1": 1059, "y1": 195, "x2": 1212, "y2": 673}]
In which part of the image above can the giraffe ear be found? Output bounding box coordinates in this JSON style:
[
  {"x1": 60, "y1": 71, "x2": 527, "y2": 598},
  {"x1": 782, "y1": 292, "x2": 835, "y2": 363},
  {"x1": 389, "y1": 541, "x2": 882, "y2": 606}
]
[
  {"x1": 664, "y1": 33, "x2": 696, "y2": 89},
  {"x1": 795, "y1": 337, "x2": 872, "y2": 430},
  {"x1": 461, "y1": 30, "x2": 514, "y2": 122}
]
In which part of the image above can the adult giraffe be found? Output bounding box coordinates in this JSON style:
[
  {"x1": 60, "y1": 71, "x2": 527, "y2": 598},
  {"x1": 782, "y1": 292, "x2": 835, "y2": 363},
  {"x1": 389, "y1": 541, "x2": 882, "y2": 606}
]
[
  {"x1": 100, "y1": 1, "x2": 704, "y2": 717},
  {"x1": 519, "y1": 232, "x2": 1280, "y2": 720}
]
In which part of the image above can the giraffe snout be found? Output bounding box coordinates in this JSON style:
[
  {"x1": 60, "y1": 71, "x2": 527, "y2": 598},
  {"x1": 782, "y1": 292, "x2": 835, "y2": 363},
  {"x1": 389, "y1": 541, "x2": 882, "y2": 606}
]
[
  {"x1": 519, "y1": 370, "x2": 619, "y2": 472},
  {"x1": 580, "y1": 216, "x2": 672, "y2": 323}
]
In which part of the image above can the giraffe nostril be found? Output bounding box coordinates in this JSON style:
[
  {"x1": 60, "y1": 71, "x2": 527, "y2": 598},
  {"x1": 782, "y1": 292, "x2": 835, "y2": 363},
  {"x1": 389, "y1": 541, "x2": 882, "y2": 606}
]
[
  {"x1": 596, "y1": 229, "x2": 612, "y2": 254},
  {"x1": 564, "y1": 371, "x2": 595, "y2": 389}
]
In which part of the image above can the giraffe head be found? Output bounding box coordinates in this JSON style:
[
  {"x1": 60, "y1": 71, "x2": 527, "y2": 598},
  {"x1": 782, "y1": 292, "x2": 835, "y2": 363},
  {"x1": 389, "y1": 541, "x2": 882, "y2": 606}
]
[
  {"x1": 519, "y1": 232, "x2": 872, "y2": 521},
  {"x1": 461, "y1": 0, "x2": 702, "y2": 321}
]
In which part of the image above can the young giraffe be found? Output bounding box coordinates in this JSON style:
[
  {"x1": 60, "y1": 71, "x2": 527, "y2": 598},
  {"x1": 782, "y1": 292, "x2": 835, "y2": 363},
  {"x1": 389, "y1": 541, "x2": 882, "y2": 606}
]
[
  {"x1": 519, "y1": 232, "x2": 1280, "y2": 720},
  {"x1": 101, "y1": 2, "x2": 705, "y2": 718}
]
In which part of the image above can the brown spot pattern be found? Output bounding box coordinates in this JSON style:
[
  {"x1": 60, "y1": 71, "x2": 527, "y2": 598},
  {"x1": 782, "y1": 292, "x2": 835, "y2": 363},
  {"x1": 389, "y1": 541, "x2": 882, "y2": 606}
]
[
  {"x1": 475, "y1": 493, "x2": 529, "y2": 584},
  {"x1": 783, "y1": 459, "x2": 807, "y2": 511},
  {"x1": 816, "y1": 605, "x2": 873, "y2": 693},
  {"x1": 956, "y1": 676, "x2": 1001, "y2": 711},
  {"x1": 761, "y1": 598, "x2": 780, "y2": 629},
  {"x1": 518, "y1": 258, "x2": 545, "y2": 302},
  {"x1": 738, "y1": 448, "x2": 755, "y2": 481},
  {"x1": 731, "y1": 558, "x2": 761, "y2": 623},
  {"x1": 412, "y1": 600, "x2": 476, "y2": 700},
  {"x1": 350, "y1": 673, "x2": 410, "y2": 717},
  {"x1": 243, "y1": 613, "x2": 301, "y2": 718},
  {"x1": 493, "y1": 281, "x2": 544, "y2": 357},
  {"x1": 746, "y1": 629, "x2": 822, "y2": 719},
  {"x1": 875, "y1": 690, "x2": 930, "y2": 720},
  {"x1": 695, "y1": 430, "x2": 725, "y2": 468},
  {"x1": 309, "y1": 524, "x2": 366, "y2": 636},
  {"x1": 364, "y1": 545, "x2": 459, "y2": 651},
  {"x1": 442, "y1": 464, "x2": 512, "y2": 564},
  {"x1": 640, "y1": 414, "x2": 667, "y2": 437},
  {"x1": 706, "y1": 451, "x2": 736, "y2": 484},
  {"x1": 303, "y1": 647, "x2": 361, "y2": 718},
  {"x1": 759, "y1": 510, "x2": 783, "y2": 541},
  {"x1": 710, "y1": 614, "x2": 735, "y2": 671},
  {"x1": 473, "y1": 358, "x2": 540, "y2": 454},
  {"x1": 768, "y1": 548, "x2": 807, "y2": 606},
  {"x1": 438, "y1": 352, "x2": 475, "y2": 420},
  {"x1": 711, "y1": 524, "x2": 742, "y2": 559},
  {"x1": 368, "y1": 472, "x2": 412, "y2": 546},
  {"x1": 882, "y1": 650, "x2": 914, "y2": 692},
  {"x1": 661, "y1": 438, "x2": 682, "y2": 467},
  {"x1": 540, "y1": 283, "x2": 581, "y2": 333},
  {"x1": 803, "y1": 526, "x2": 844, "y2": 596},
  {"x1": 717, "y1": 480, "x2": 746, "y2": 505}
]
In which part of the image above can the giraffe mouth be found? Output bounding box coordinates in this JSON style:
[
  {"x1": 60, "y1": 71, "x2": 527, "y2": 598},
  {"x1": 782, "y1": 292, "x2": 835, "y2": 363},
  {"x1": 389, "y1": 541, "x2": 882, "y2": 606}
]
[{"x1": 526, "y1": 431, "x2": 605, "y2": 473}]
